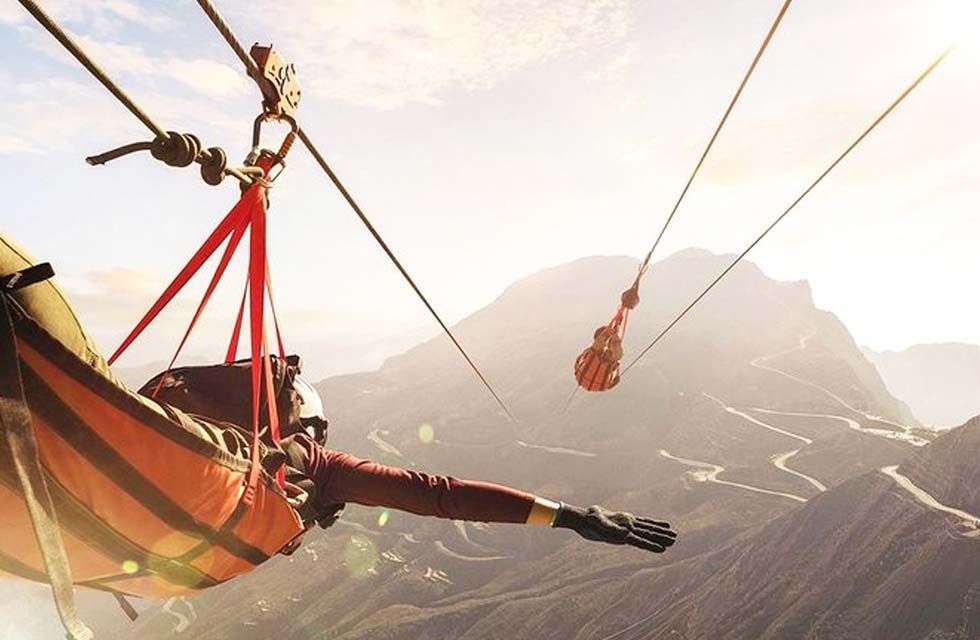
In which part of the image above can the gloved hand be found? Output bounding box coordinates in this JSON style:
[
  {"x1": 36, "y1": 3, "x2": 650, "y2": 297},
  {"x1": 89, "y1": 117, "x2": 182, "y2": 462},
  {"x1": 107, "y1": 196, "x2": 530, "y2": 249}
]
[{"x1": 553, "y1": 504, "x2": 677, "y2": 553}]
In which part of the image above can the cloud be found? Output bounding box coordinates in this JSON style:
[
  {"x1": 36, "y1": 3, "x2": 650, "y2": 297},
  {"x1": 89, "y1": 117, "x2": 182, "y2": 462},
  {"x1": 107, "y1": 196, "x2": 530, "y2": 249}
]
[
  {"x1": 162, "y1": 58, "x2": 250, "y2": 100},
  {"x1": 20, "y1": 0, "x2": 174, "y2": 32},
  {"x1": 3, "y1": 1, "x2": 630, "y2": 156},
  {"x1": 0, "y1": 3, "x2": 24, "y2": 25},
  {"x1": 240, "y1": 0, "x2": 632, "y2": 108},
  {"x1": 0, "y1": 76, "x2": 136, "y2": 155},
  {"x1": 64, "y1": 33, "x2": 250, "y2": 100},
  {"x1": 0, "y1": 23, "x2": 249, "y2": 156}
]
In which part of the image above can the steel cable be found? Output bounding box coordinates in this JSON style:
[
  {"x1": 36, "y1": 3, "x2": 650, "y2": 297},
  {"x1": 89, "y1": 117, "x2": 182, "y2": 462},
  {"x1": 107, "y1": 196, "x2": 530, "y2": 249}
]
[
  {"x1": 637, "y1": 0, "x2": 794, "y2": 277},
  {"x1": 193, "y1": 0, "x2": 517, "y2": 422},
  {"x1": 621, "y1": 46, "x2": 953, "y2": 378},
  {"x1": 16, "y1": 0, "x2": 168, "y2": 139}
]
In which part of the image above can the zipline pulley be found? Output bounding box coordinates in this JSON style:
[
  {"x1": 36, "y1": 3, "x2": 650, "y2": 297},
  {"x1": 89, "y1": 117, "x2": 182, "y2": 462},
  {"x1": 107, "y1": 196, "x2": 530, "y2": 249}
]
[{"x1": 249, "y1": 44, "x2": 301, "y2": 119}]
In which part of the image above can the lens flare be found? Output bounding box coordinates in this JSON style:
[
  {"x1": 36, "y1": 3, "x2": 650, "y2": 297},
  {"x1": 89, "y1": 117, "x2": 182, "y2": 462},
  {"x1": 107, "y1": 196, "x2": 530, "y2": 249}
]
[
  {"x1": 121, "y1": 560, "x2": 140, "y2": 574},
  {"x1": 418, "y1": 423, "x2": 435, "y2": 444},
  {"x1": 377, "y1": 510, "x2": 391, "y2": 527}
]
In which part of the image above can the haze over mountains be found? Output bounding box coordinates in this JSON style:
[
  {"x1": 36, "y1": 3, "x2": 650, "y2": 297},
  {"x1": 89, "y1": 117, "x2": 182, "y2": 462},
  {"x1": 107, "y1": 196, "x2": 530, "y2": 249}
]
[
  {"x1": 12, "y1": 249, "x2": 979, "y2": 639},
  {"x1": 865, "y1": 343, "x2": 980, "y2": 429}
]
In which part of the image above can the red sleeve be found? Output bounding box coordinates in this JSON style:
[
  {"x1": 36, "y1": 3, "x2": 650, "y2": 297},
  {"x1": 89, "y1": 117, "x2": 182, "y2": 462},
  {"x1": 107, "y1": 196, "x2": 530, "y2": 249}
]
[{"x1": 296, "y1": 438, "x2": 534, "y2": 523}]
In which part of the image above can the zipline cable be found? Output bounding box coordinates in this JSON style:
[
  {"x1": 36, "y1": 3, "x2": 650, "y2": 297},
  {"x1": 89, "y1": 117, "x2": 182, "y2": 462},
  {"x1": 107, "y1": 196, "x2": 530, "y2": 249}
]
[
  {"x1": 567, "y1": 0, "x2": 792, "y2": 404},
  {"x1": 637, "y1": 0, "x2": 793, "y2": 277},
  {"x1": 620, "y1": 46, "x2": 953, "y2": 379},
  {"x1": 193, "y1": 0, "x2": 517, "y2": 422},
  {"x1": 16, "y1": 0, "x2": 254, "y2": 187},
  {"x1": 16, "y1": 0, "x2": 168, "y2": 139}
]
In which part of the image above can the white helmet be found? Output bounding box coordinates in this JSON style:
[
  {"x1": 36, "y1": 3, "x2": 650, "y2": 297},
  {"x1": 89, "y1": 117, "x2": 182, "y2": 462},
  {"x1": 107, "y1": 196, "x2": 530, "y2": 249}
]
[{"x1": 293, "y1": 374, "x2": 325, "y2": 421}]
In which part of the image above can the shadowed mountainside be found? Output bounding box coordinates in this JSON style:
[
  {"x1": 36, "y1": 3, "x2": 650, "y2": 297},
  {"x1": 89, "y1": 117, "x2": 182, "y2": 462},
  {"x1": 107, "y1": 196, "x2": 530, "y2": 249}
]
[{"x1": 58, "y1": 249, "x2": 955, "y2": 639}]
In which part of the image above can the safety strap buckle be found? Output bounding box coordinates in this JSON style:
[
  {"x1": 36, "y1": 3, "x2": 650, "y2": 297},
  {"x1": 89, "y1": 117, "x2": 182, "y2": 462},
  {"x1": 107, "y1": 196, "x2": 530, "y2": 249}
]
[{"x1": 248, "y1": 44, "x2": 301, "y2": 119}]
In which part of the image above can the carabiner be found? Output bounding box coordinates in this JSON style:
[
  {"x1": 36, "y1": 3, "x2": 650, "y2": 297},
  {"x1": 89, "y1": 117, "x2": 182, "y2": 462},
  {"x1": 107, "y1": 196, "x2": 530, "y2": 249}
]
[{"x1": 245, "y1": 113, "x2": 299, "y2": 183}]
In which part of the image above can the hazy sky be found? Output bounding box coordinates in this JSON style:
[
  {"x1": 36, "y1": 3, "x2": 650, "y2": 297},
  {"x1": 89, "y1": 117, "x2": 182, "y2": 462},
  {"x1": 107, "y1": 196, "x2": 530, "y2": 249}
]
[{"x1": 1, "y1": 0, "x2": 976, "y2": 379}]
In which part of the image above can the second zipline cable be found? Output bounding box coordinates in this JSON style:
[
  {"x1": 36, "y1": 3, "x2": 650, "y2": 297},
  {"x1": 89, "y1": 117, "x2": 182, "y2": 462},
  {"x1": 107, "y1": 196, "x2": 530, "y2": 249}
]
[{"x1": 621, "y1": 46, "x2": 954, "y2": 378}]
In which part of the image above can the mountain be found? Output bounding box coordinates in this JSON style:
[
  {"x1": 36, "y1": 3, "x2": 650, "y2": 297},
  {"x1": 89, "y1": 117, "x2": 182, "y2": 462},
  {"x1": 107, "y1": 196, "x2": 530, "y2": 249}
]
[
  {"x1": 865, "y1": 343, "x2": 980, "y2": 429},
  {"x1": 570, "y1": 414, "x2": 980, "y2": 640},
  {"x1": 52, "y1": 248, "x2": 936, "y2": 639}
]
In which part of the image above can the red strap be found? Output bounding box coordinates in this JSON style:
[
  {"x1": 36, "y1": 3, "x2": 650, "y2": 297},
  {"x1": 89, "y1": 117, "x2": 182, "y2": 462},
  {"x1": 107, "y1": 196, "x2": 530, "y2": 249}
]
[
  {"x1": 226, "y1": 279, "x2": 248, "y2": 363},
  {"x1": 149, "y1": 213, "x2": 252, "y2": 397},
  {"x1": 264, "y1": 256, "x2": 286, "y2": 359},
  {"x1": 108, "y1": 192, "x2": 257, "y2": 366},
  {"x1": 110, "y1": 156, "x2": 287, "y2": 504},
  {"x1": 244, "y1": 186, "x2": 274, "y2": 503},
  {"x1": 261, "y1": 331, "x2": 285, "y2": 486}
]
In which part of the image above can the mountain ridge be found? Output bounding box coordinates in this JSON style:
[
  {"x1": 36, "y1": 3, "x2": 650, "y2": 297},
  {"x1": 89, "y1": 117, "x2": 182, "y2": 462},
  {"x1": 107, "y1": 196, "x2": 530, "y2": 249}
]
[{"x1": 52, "y1": 248, "x2": 944, "y2": 640}]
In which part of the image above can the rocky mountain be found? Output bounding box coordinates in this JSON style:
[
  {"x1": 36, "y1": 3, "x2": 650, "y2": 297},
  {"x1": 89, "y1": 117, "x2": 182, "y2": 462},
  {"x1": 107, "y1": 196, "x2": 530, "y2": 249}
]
[
  {"x1": 568, "y1": 414, "x2": 980, "y2": 640},
  {"x1": 865, "y1": 343, "x2": 980, "y2": 429},
  {"x1": 29, "y1": 249, "x2": 952, "y2": 639}
]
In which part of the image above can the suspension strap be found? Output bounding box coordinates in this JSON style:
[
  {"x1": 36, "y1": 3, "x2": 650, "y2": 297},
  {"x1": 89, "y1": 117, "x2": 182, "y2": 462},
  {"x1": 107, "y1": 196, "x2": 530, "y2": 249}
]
[
  {"x1": 0, "y1": 268, "x2": 94, "y2": 640},
  {"x1": 110, "y1": 155, "x2": 289, "y2": 500}
]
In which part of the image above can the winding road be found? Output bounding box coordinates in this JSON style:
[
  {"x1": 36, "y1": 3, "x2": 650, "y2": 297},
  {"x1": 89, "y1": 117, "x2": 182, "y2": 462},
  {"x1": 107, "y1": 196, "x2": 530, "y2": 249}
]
[
  {"x1": 433, "y1": 540, "x2": 511, "y2": 562},
  {"x1": 659, "y1": 449, "x2": 806, "y2": 503},
  {"x1": 752, "y1": 408, "x2": 928, "y2": 447},
  {"x1": 771, "y1": 449, "x2": 827, "y2": 492},
  {"x1": 515, "y1": 440, "x2": 596, "y2": 457},
  {"x1": 880, "y1": 465, "x2": 980, "y2": 537},
  {"x1": 367, "y1": 429, "x2": 406, "y2": 458},
  {"x1": 162, "y1": 597, "x2": 197, "y2": 635},
  {"x1": 750, "y1": 332, "x2": 928, "y2": 447},
  {"x1": 704, "y1": 393, "x2": 826, "y2": 493}
]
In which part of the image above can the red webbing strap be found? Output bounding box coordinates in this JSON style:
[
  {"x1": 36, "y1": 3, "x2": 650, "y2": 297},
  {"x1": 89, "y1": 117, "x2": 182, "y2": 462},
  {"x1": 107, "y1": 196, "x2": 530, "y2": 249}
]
[
  {"x1": 261, "y1": 331, "x2": 285, "y2": 485},
  {"x1": 150, "y1": 212, "x2": 252, "y2": 397},
  {"x1": 226, "y1": 279, "x2": 248, "y2": 363},
  {"x1": 108, "y1": 192, "x2": 257, "y2": 366},
  {"x1": 264, "y1": 256, "x2": 286, "y2": 359},
  {"x1": 109, "y1": 155, "x2": 286, "y2": 502},
  {"x1": 244, "y1": 188, "x2": 277, "y2": 502}
]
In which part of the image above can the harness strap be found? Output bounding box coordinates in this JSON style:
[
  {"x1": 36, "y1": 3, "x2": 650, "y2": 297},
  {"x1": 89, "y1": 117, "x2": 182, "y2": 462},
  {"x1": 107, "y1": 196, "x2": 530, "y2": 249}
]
[
  {"x1": 112, "y1": 592, "x2": 139, "y2": 622},
  {"x1": 2, "y1": 263, "x2": 55, "y2": 291},
  {"x1": 0, "y1": 272, "x2": 94, "y2": 640}
]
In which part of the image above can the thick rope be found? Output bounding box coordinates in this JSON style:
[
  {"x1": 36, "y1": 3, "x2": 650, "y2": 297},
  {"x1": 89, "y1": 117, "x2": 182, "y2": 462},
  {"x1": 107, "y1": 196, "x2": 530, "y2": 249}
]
[
  {"x1": 637, "y1": 0, "x2": 794, "y2": 277},
  {"x1": 621, "y1": 46, "x2": 953, "y2": 378},
  {"x1": 194, "y1": 0, "x2": 517, "y2": 422}
]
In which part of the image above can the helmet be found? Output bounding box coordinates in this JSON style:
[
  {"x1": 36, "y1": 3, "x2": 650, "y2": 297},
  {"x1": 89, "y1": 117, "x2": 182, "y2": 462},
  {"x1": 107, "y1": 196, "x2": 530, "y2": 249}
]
[{"x1": 293, "y1": 374, "x2": 325, "y2": 421}]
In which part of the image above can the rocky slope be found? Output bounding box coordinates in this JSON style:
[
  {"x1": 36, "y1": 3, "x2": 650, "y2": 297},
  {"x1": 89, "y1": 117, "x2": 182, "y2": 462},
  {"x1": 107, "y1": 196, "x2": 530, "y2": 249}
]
[{"x1": 48, "y1": 249, "x2": 936, "y2": 639}]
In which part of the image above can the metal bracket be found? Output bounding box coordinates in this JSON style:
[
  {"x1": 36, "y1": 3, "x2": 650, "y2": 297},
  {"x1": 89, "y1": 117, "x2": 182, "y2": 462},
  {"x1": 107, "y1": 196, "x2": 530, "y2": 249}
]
[{"x1": 249, "y1": 44, "x2": 301, "y2": 118}]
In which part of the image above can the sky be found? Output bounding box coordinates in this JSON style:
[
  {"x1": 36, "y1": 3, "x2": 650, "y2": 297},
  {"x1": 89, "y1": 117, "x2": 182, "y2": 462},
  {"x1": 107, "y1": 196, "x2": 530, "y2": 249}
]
[{"x1": 1, "y1": 0, "x2": 977, "y2": 380}]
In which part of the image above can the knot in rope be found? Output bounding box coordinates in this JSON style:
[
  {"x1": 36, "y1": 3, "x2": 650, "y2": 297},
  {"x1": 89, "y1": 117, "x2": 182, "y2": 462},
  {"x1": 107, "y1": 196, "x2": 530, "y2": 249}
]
[
  {"x1": 199, "y1": 146, "x2": 228, "y2": 186},
  {"x1": 151, "y1": 131, "x2": 201, "y2": 168},
  {"x1": 620, "y1": 282, "x2": 640, "y2": 311}
]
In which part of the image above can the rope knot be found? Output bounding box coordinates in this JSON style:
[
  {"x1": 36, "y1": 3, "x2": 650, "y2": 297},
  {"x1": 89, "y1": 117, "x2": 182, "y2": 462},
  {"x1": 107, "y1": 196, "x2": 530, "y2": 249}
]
[
  {"x1": 151, "y1": 131, "x2": 200, "y2": 168},
  {"x1": 199, "y1": 146, "x2": 227, "y2": 186},
  {"x1": 620, "y1": 283, "x2": 640, "y2": 310}
]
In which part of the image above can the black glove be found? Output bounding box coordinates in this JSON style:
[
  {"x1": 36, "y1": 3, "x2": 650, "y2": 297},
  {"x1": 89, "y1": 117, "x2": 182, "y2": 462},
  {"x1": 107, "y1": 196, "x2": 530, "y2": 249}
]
[{"x1": 553, "y1": 504, "x2": 677, "y2": 553}]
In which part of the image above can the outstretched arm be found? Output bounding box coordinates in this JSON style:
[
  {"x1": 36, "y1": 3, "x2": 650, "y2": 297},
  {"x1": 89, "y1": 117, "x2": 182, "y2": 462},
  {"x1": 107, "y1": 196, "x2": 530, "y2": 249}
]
[{"x1": 293, "y1": 437, "x2": 677, "y2": 553}]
